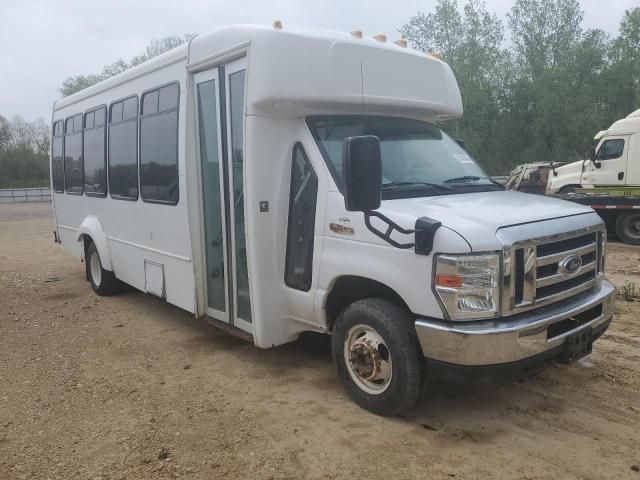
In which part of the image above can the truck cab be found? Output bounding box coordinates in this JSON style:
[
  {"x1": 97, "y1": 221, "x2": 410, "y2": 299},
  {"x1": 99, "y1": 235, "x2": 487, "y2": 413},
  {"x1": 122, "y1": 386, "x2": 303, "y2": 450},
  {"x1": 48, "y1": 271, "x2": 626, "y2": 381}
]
[{"x1": 547, "y1": 109, "x2": 640, "y2": 194}]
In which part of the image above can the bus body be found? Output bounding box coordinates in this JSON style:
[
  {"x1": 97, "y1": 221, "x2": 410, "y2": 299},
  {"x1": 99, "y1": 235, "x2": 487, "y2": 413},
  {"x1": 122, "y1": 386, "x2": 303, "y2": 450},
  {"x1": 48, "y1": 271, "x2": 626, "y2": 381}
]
[{"x1": 52, "y1": 24, "x2": 615, "y2": 415}]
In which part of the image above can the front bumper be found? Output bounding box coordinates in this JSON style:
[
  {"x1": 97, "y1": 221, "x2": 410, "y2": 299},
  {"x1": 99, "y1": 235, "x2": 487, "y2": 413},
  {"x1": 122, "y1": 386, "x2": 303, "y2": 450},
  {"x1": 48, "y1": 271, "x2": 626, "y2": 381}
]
[{"x1": 415, "y1": 280, "x2": 615, "y2": 366}]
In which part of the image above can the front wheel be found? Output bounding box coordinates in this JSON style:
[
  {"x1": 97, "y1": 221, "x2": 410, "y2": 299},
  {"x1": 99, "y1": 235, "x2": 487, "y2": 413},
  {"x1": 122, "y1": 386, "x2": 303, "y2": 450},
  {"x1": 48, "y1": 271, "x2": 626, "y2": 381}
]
[
  {"x1": 331, "y1": 299, "x2": 425, "y2": 416},
  {"x1": 615, "y1": 212, "x2": 640, "y2": 245}
]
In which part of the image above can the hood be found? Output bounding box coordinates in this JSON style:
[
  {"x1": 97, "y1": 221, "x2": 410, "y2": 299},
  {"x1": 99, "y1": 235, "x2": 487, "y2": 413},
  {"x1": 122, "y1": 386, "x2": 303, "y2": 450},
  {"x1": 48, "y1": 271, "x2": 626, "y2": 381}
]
[
  {"x1": 379, "y1": 190, "x2": 593, "y2": 251},
  {"x1": 555, "y1": 159, "x2": 585, "y2": 173}
]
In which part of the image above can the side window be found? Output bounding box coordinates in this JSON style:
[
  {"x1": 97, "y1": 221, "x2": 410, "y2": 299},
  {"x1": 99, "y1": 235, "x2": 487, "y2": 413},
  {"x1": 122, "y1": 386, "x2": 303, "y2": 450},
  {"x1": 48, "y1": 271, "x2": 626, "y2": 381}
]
[
  {"x1": 52, "y1": 121, "x2": 64, "y2": 193},
  {"x1": 140, "y1": 83, "x2": 179, "y2": 204},
  {"x1": 83, "y1": 107, "x2": 107, "y2": 196},
  {"x1": 596, "y1": 139, "x2": 625, "y2": 161},
  {"x1": 108, "y1": 96, "x2": 138, "y2": 199},
  {"x1": 284, "y1": 143, "x2": 318, "y2": 291},
  {"x1": 64, "y1": 114, "x2": 83, "y2": 194}
]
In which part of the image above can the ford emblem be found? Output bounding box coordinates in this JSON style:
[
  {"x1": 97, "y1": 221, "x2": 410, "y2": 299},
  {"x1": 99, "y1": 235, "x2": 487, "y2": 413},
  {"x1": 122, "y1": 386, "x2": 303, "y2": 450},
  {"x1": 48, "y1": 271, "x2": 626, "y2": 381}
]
[{"x1": 559, "y1": 255, "x2": 582, "y2": 275}]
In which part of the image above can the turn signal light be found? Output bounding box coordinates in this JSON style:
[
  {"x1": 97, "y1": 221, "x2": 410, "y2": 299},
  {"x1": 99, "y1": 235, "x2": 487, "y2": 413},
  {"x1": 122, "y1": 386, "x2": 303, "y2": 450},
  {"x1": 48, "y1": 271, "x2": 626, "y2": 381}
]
[{"x1": 435, "y1": 275, "x2": 463, "y2": 289}]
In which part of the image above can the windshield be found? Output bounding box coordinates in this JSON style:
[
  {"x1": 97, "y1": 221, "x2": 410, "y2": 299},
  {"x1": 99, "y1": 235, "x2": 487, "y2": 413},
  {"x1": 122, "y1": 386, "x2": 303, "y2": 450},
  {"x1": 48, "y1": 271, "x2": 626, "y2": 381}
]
[{"x1": 307, "y1": 116, "x2": 499, "y2": 198}]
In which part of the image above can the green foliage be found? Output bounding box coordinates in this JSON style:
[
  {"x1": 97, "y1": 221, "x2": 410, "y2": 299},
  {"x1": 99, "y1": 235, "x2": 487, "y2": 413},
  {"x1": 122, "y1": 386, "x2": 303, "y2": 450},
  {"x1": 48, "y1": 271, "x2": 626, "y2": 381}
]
[
  {"x1": 59, "y1": 35, "x2": 196, "y2": 97},
  {"x1": 401, "y1": 1, "x2": 640, "y2": 174},
  {"x1": 0, "y1": 115, "x2": 50, "y2": 188}
]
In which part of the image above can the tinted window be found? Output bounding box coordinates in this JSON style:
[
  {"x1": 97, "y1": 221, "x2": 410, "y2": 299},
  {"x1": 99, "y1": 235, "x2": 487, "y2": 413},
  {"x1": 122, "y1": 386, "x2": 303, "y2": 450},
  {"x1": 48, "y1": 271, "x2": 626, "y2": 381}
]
[
  {"x1": 84, "y1": 107, "x2": 106, "y2": 196},
  {"x1": 229, "y1": 70, "x2": 251, "y2": 321},
  {"x1": 85, "y1": 111, "x2": 94, "y2": 129},
  {"x1": 596, "y1": 139, "x2": 625, "y2": 161},
  {"x1": 109, "y1": 97, "x2": 138, "y2": 199},
  {"x1": 94, "y1": 108, "x2": 105, "y2": 127},
  {"x1": 52, "y1": 121, "x2": 64, "y2": 193},
  {"x1": 285, "y1": 144, "x2": 318, "y2": 291},
  {"x1": 111, "y1": 102, "x2": 123, "y2": 123},
  {"x1": 123, "y1": 97, "x2": 138, "y2": 120},
  {"x1": 142, "y1": 90, "x2": 158, "y2": 115},
  {"x1": 64, "y1": 114, "x2": 83, "y2": 194},
  {"x1": 159, "y1": 83, "x2": 179, "y2": 111},
  {"x1": 140, "y1": 83, "x2": 179, "y2": 204}
]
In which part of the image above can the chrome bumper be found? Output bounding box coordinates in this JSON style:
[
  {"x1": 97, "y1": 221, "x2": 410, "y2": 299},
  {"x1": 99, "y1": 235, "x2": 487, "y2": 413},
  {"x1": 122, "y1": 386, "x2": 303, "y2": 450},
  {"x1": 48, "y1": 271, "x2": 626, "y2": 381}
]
[{"x1": 415, "y1": 280, "x2": 615, "y2": 366}]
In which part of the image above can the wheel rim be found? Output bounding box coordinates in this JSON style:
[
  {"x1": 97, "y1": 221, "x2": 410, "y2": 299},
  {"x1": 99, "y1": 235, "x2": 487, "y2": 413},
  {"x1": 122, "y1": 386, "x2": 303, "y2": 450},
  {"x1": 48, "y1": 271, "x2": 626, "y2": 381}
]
[
  {"x1": 622, "y1": 214, "x2": 640, "y2": 241},
  {"x1": 343, "y1": 324, "x2": 393, "y2": 395},
  {"x1": 90, "y1": 252, "x2": 102, "y2": 287}
]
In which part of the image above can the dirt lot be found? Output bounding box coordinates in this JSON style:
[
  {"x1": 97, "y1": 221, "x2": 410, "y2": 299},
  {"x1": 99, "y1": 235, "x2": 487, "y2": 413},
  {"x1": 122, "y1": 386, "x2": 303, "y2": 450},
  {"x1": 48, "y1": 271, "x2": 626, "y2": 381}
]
[{"x1": 0, "y1": 202, "x2": 639, "y2": 480}]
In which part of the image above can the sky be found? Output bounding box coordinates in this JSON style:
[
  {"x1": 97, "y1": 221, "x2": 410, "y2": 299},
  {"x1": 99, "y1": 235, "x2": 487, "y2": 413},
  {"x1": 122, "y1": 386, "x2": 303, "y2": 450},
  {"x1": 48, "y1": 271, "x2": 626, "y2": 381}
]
[{"x1": 0, "y1": 0, "x2": 637, "y2": 123}]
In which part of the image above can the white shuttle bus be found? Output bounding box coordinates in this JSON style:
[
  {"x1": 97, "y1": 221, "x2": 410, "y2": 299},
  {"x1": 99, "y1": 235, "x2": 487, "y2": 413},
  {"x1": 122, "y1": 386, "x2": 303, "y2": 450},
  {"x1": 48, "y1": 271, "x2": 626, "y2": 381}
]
[{"x1": 51, "y1": 24, "x2": 615, "y2": 415}]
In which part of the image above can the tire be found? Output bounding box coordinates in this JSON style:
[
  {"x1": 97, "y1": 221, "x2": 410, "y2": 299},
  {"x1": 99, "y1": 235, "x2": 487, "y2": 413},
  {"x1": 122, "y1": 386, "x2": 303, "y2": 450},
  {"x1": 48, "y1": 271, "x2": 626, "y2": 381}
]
[
  {"x1": 331, "y1": 299, "x2": 425, "y2": 416},
  {"x1": 559, "y1": 185, "x2": 580, "y2": 194},
  {"x1": 615, "y1": 212, "x2": 640, "y2": 245},
  {"x1": 86, "y1": 242, "x2": 119, "y2": 296}
]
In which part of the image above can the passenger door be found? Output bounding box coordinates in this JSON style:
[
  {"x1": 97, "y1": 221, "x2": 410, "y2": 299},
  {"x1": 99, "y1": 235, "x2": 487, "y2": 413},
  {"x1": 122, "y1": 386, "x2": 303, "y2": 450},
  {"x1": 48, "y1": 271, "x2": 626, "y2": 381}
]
[
  {"x1": 194, "y1": 57, "x2": 252, "y2": 333},
  {"x1": 586, "y1": 136, "x2": 629, "y2": 186}
]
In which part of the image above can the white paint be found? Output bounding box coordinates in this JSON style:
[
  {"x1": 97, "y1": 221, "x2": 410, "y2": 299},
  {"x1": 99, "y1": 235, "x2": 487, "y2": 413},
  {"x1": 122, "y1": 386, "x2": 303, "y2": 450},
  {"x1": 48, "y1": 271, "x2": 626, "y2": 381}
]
[
  {"x1": 547, "y1": 110, "x2": 640, "y2": 193},
  {"x1": 52, "y1": 24, "x2": 603, "y2": 352}
]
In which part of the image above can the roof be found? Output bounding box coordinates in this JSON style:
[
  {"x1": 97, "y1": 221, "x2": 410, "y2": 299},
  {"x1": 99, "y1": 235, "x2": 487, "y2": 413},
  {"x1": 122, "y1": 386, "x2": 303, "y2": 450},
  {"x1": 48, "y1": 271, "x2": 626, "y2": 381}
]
[{"x1": 54, "y1": 24, "x2": 463, "y2": 120}]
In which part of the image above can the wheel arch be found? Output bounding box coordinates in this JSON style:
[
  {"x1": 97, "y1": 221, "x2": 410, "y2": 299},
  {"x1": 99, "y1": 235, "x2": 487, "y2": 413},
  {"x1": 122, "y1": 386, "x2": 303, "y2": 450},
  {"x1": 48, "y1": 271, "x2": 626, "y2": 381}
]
[
  {"x1": 324, "y1": 275, "x2": 411, "y2": 332},
  {"x1": 76, "y1": 216, "x2": 113, "y2": 271}
]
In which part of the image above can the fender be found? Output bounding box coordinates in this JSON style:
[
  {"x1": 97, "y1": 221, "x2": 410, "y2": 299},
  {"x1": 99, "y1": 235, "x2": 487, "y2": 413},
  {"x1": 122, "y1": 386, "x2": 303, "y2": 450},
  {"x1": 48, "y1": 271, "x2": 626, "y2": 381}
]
[{"x1": 75, "y1": 216, "x2": 113, "y2": 271}]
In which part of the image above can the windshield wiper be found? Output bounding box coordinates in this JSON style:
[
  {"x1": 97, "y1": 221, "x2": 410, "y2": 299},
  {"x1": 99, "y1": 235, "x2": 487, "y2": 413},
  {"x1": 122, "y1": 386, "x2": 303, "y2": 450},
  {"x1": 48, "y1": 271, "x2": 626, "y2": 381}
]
[
  {"x1": 382, "y1": 181, "x2": 453, "y2": 192},
  {"x1": 442, "y1": 176, "x2": 505, "y2": 189}
]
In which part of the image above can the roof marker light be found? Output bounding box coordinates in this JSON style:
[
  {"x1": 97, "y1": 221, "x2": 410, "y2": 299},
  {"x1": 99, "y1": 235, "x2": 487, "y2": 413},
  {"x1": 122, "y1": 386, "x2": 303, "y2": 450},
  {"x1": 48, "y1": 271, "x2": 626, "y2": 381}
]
[
  {"x1": 272, "y1": 20, "x2": 282, "y2": 30},
  {"x1": 429, "y1": 51, "x2": 443, "y2": 60},
  {"x1": 373, "y1": 34, "x2": 387, "y2": 42},
  {"x1": 394, "y1": 38, "x2": 408, "y2": 48},
  {"x1": 351, "y1": 30, "x2": 363, "y2": 38}
]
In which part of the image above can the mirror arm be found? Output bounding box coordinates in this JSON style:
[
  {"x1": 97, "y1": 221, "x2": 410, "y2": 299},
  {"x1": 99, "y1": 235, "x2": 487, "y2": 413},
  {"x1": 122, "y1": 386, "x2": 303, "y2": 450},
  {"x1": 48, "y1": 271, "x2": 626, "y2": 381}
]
[{"x1": 363, "y1": 212, "x2": 441, "y2": 255}]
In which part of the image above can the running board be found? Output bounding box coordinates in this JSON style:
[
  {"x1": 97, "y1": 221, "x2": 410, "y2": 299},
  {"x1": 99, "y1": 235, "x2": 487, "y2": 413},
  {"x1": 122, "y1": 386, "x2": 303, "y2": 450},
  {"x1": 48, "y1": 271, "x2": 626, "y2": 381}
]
[{"x1": 205, "y1": 316, "x2": 254, "y2": 343}]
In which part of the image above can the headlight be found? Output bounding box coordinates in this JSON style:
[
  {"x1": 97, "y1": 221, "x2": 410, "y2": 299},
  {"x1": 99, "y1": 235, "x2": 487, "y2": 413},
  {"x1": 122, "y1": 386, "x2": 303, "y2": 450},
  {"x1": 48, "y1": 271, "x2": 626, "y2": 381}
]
[{"x1": 434, "y1": 253, "x2": 500, "y2": 320}]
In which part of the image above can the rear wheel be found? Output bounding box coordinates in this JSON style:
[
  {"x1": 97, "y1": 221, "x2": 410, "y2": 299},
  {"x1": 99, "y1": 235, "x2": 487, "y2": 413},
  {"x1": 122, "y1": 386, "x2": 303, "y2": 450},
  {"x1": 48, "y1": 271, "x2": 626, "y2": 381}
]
[
  {"x1": 86, "y1": 242, "x2": 119, "y2": 296},
  {"x1": 615, "y1": 212, "x2": 640, "y2": 245},
  {"x1": 331, "y1": 299, "x2": 424, "y2": 416}
]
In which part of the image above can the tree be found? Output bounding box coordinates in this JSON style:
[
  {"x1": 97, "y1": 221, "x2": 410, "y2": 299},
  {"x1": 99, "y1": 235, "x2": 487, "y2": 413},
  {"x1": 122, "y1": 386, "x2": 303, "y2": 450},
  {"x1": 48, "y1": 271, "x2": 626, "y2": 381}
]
[
  {"x1": 399, "y1": 0, "x2": 636, "y2": 174},
  {"x1": 400, "y1": 0, "x2": 508, "y2": 172},
  {"x1": 59, "y1": 34, "x2": 196, "y2": 97},
  {"x1": 603, "y1": 8, "x2": 640, "y2": 121},
  {"x1": 0, "y1": 116, "x2": 50, "y2": 188}
]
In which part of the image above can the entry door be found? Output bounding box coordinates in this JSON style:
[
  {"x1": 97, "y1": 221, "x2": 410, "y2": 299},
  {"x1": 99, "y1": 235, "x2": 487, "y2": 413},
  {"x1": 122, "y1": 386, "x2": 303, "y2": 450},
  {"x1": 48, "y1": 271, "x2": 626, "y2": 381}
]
[
  {"x1": 194, "y1": 57, "x2": 252, "y2": 333},
  {"x1": 586, "y1": 136, "x2": 629, "y2": 186}
]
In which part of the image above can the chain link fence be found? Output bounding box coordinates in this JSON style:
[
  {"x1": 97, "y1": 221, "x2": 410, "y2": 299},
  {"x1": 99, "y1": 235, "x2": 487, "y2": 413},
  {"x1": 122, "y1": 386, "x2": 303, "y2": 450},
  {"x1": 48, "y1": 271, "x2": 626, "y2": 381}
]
[{"x1": 0, "y1": 187, "x2": 51, "y2": 203}]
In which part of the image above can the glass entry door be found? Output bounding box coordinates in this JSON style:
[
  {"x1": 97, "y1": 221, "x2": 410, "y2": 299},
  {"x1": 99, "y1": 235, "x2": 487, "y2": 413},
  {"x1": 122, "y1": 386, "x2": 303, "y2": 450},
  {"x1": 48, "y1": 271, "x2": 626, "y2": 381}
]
[{"x1": 194, "y1": 57, "x2": 252, "y2": 332}]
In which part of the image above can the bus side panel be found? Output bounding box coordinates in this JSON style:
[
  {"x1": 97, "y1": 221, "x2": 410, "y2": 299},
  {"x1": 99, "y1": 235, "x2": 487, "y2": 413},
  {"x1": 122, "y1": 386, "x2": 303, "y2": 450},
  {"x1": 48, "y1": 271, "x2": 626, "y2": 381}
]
[{"x1": 51, "y1": 59, "x2": 196, "y2": 315}]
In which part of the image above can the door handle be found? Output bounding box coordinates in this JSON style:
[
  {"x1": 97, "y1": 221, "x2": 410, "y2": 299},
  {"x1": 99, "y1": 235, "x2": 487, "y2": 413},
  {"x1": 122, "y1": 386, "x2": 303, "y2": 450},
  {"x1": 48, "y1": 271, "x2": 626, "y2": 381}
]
[{"x1": 618, "y1": 172, "x2": 624, "y2": 180}]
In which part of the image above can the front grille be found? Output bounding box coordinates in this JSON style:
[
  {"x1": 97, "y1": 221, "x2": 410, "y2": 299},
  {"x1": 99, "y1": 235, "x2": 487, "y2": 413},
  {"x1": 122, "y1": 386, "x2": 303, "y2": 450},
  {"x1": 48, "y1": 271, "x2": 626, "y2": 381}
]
[{"x1": 504, "y1": 228, "x2": 602, "y2": 315}]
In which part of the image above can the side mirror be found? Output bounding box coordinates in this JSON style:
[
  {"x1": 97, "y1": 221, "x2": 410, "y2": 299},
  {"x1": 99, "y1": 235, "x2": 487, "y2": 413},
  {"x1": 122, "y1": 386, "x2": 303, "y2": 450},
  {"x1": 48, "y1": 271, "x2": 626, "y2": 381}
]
[
  {"x1": 589, "y1": 147, "x2": 597, "y2": 163},
  {"x1": 342, "y1": 135, "x2": 381, "y2": 212},
  {"x1": 455, "y1": 138, "x2": 465, "y2": 149}
]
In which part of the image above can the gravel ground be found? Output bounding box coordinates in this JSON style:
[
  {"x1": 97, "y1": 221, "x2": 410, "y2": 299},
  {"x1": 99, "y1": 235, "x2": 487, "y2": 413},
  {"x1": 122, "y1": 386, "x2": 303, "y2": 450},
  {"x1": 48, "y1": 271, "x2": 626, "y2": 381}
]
[{"x1": 1, "y1": 202, "x2": 639, "y2": 480}]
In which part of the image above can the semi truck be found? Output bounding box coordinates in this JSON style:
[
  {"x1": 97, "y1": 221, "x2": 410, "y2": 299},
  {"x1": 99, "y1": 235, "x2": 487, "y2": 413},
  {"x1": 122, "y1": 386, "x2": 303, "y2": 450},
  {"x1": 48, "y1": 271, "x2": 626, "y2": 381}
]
[{"x1": 545, "y1": 110, "x2": 640, "y2": 245}]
